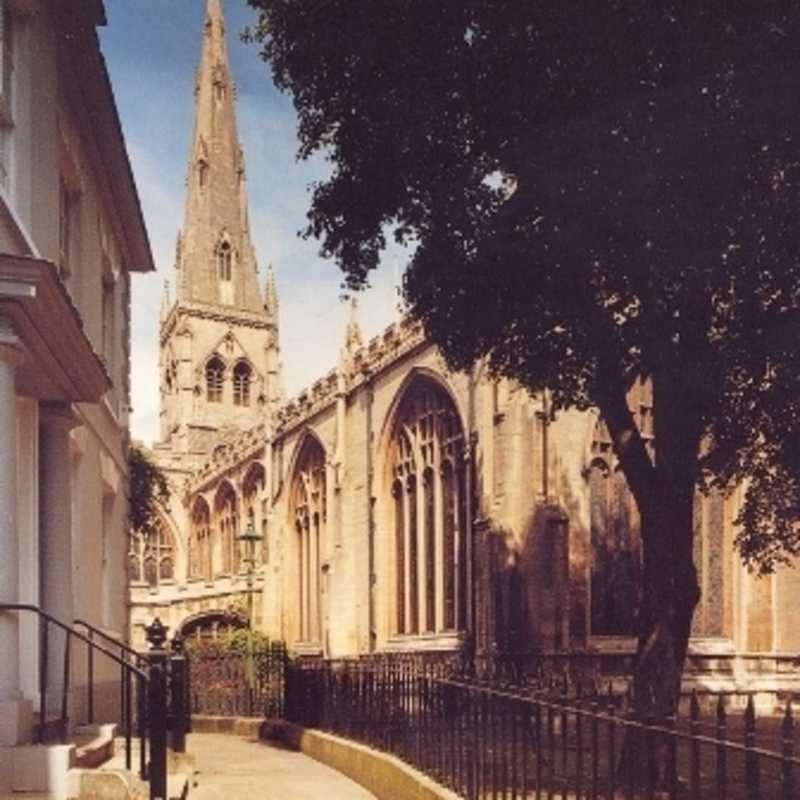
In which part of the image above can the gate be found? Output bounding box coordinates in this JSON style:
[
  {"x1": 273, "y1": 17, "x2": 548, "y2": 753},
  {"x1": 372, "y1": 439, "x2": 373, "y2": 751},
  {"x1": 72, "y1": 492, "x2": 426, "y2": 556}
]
[{"x1": 188, "y1": 640, "x2": 287, "y2": 718}]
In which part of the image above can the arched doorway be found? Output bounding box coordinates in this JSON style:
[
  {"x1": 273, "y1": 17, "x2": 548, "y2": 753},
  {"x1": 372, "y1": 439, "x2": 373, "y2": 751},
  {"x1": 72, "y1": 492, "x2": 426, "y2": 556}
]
[{"x1": 179, "y1": 609, "x2": 247, "y2": 644}]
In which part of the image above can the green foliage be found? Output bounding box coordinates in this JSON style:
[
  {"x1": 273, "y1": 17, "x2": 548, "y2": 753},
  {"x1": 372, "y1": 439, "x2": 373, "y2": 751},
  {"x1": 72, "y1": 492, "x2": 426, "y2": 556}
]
[
  {"x1": 247, "y1": 1, "x2": 800, "y2": 574},
  {"x1": 128, "y1": 444, "x2": 170, "y2": 536},
  {"x1": 185, "y1": 628, "x2": 275, "y2": 656}
]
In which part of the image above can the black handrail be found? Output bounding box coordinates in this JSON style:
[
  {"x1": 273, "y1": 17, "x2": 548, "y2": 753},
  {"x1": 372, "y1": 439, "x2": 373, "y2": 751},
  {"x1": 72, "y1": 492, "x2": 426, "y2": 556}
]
[
  {"x1": 73, "y1": 618, "x2": 148, "y2": 665},
  {"x1": 73, "y1": 617, "x2": 148, "y2": 753},
  {"x1": 0, "y1": 604, "x2": 147, "y2": 678},
  {"x1": 1, "y1": 604, "x2": 180, "y2": 800},
  {"x1": 0, "y1": 603, "x2": 148, "y2": 779}
]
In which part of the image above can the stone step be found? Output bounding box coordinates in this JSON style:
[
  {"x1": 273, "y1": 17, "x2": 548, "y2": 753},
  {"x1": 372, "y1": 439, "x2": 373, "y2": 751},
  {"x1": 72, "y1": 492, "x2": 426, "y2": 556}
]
[
  {"x1": 67, "y1": 767, "x2": 149, "y2": 800},
  {"x1": 102, "y1": 737, "x2": 193, "y2": 800},
  {"x1": 69, "y1": 723, "x2": 117, "y2": 769}
]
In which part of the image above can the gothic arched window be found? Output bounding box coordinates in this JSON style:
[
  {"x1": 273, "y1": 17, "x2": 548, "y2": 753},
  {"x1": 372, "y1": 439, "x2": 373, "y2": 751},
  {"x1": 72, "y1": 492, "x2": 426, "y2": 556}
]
[
  {"x1": 388, "y1": 378, "x2": 467, "y2": 636},
  {"x1": 588, "y1": 425, "x2": 642, "y2": 636},
  {"x1": 233, "y1": 361, "x2": 251, "y2": 407},
  {"x1": 214, "y1": 481, "x2": 238, "y2": 576},
  {"x1": 206, "y1": 357, "x2": 224, "y2": 403},
  {"x1": 242, "y1": 461, "x2": 267, "y2": 564},
  {"x1": 129, "y1": 521, "x2": 175, "y2": 588},
  {"x1": 190, "y1": 496, "x2": 212, "y2": 581},
  {"x1": 217, "y1": 240, "x2": 232, "y2": 281},
  {"x1": 291, "y1": 437, "x2": 326, "y2": 644}
]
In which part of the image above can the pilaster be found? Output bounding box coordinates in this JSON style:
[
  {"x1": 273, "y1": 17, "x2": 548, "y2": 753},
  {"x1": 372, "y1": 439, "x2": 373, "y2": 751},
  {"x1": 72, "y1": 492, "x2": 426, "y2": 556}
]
[
  {"x1": 0, "y1": 317, "x2": 32, "y2": 745},
  {"x1": 39, "y1": 402, "x2": 81, "y2": 716}
]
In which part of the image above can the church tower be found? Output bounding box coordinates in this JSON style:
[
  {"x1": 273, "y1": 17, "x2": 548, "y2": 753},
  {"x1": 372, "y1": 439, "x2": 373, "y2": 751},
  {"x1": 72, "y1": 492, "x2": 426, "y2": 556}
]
[{"x1": 157, "y1": 0, "x2": 280, "y2": 459}]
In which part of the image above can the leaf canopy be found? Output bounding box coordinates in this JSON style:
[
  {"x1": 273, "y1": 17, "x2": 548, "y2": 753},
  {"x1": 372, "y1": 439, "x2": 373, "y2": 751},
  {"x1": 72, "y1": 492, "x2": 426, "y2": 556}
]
[
  {"x1": 129, "y1": 445, "x2": 170, "y2": 538},
  {"x1": 247, "y1": 1, "x2": 800, "y2": 569}
]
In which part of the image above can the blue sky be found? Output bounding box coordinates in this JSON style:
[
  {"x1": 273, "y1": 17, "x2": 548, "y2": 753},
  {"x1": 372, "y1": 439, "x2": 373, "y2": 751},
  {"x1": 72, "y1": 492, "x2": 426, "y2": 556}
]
[{"x1": 100, "y1": 0, "x2": 401, "y2": 444}]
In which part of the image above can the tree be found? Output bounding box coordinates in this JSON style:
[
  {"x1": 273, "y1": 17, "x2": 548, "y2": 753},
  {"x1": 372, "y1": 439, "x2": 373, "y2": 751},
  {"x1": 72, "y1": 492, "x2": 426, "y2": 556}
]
[
  {"x1": 128, "y1": 444, "x2": 170, "y2": 537},
  {"x1": 246, "y1": 0, "x2": 800, "y2": 770}
]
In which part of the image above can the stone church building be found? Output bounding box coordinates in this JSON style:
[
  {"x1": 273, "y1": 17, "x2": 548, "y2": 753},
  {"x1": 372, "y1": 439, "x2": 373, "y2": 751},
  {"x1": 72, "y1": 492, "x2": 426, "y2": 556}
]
[{"x1": 131, "y1": 0, "x2": 800, "y2": 695}]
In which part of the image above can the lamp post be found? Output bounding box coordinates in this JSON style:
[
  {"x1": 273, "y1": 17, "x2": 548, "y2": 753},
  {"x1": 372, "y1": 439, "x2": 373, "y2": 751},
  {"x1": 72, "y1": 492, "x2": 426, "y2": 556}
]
[{"x1": 237, "y1": 514, "x2": 263, "y2": 700}]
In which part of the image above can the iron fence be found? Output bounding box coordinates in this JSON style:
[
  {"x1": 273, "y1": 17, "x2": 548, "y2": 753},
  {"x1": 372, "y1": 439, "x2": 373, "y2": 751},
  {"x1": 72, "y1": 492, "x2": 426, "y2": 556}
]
[
  {"x1": 188, "y1": 642, "x2": 287, "y2": 718},
  {"x1": 285, "y1": 657, "x2": 799, "y2": 800}
]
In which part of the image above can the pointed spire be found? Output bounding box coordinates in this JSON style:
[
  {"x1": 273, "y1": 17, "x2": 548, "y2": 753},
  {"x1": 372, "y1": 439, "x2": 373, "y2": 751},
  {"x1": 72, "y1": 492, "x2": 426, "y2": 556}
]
[
  {"x1": 177, "y1": 0, "x2": 264, "y2": 312},
  {"x1": 344, "y1": 297, "x2": 363, "y2": 353},
  {"x1": 160, "y1": 280, "x2": 172, "y2": 322},
  {"x1": 264, "y1": 262, "x2": 279, "y2": 317}
]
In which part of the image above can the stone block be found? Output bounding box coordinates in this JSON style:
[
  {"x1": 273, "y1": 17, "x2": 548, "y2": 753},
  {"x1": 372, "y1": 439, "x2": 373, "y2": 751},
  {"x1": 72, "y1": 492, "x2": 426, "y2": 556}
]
[
  {"x1": 12, "y1": 742, "x2": 75, "y2": 795},
  {"x1": 0, "y1": 698, "x2": 32, "y2": 746},
  {"x1": 0, "y1": 746, "x2": 12, "y2": 792}
]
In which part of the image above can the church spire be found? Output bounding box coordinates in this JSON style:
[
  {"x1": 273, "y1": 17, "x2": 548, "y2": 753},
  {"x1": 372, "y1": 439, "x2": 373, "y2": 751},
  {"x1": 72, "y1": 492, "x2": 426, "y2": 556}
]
[
  {"x1": 264, "y1": 262, "x2": 279, "y2": 317},
  {"x1": 157, "y1": 0, "x2": 282, "y2": 454},
  {"x1": 344, "y1": 297, "x2": 363, "y2": 354},
  {"x1": 176, "y1": 0, "x2": 263, "y2": 312},
  {"x1": 160, "y1": 280, "x2": 171, "y2": 323}
]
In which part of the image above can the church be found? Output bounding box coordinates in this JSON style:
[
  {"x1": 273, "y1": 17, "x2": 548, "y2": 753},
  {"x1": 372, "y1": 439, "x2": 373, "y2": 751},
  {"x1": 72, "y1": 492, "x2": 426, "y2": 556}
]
[{"x1": 130, "y1": 0, "x2": 800, "y2": 698}]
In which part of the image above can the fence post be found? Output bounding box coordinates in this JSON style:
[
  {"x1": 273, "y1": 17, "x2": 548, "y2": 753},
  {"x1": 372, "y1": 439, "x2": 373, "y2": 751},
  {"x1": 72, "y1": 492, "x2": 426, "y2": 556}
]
[
  {"x1": 145, "y1": 618, "x2": 169, "y2": 800},
  {"x1": 782, "y1": 701, "x2": 794, "y2": 800},
  {"x1": 715, "y1": 694, "x2": 727, "y2": 800},
  {"x1": 744, "y1": 694, "x2": 759, "y2": 800},
  {"x1": 169, "y1": 633, "x2": 187, "y2": 753},
  {"x1": 690, "y1": 691, "x2": 701, "y2": 800}
]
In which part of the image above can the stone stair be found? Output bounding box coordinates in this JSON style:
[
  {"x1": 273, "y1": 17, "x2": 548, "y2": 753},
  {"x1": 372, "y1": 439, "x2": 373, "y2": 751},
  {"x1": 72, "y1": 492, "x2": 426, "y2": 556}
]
[
  {"x1": 100, "y1": 737, "x2": 191, "y2": 800},
  {"x1": 1, "y1": 721, "x2": 191, "y2": 800}
]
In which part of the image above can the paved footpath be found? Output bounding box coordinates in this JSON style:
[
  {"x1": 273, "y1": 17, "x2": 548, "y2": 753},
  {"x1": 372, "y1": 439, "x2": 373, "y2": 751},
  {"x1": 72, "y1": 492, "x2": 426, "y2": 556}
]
[{"x1": 188, "y1": 733, "x2": 378, "y2": 800}]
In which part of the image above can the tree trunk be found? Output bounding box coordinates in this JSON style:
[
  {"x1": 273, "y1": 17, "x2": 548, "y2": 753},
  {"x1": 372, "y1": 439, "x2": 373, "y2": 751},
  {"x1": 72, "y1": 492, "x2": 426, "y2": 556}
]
[
  {"x1": 617, "y1": 481, "x2": 700, "y2": 786},
  {"x1": 596, "y1": 369, "x2": 703, "y2": 787}
]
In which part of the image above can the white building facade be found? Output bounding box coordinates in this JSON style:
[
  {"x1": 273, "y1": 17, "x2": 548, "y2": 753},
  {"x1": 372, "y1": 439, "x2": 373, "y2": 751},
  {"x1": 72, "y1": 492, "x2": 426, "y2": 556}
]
[{"x1": 0, "y1": 1, "x2": 153, "y2": 793}]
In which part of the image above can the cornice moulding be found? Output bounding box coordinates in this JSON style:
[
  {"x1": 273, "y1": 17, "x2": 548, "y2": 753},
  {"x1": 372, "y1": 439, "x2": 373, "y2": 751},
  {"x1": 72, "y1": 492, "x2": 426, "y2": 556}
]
[{"x1": 0, "y1": 253, "x2": 110, "y2": 402}]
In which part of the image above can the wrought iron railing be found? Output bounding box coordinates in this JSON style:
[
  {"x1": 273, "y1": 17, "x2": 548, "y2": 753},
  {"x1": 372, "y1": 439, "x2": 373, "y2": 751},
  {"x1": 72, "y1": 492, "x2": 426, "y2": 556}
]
[
  {"x1": 188, "y1": 641, "x2": 288, "y2": 718},
  {"x1": 72, "y1": 617, "x2": 150, "y2": 775},
  {"x1": 0, "y1": 604, "x2": 148, "y2": 773},
  {"x1": 284, "y1": 657, "x2": 799, "y2": 800},
  {"x1": 0, "y1": 605, "x2": 189, "y2": 800}
]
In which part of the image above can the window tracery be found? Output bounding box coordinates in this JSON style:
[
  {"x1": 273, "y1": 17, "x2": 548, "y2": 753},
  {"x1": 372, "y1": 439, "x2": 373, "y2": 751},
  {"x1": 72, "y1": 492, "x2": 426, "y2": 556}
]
[
  {"x1": 588, "y1": 457, "x2": 640, "y2": 636},
  {"x1": 233, "y1": 361, "x2": 251, "y2": 407},
  {"x1": 292, "y1": 437, "x2": 326, "y2": 643},
  {"x1": 389, "y1": 379, "x2": 467, "y2": 637},
  {"x1": 587, "y1": 378, "x2": 651, "y2": 637},
  {"x1": 206, "y1": 357, "x2": 224, "y2": 403},
  {"x1": 189, "y1": 497, "x2": 212, "y2": 581},
  {"x1": 243, "y1": 461, "x2": 266, "y2": 565},
  {"x1": 129, "y1": 521, "x2": 174, "y2": 588},
  {"x1": 215, "y1": 482, "x2": 238, "y2": 576},
  {"x1": 217, "y1": 239, "x2": 232, "y2": 281}
]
